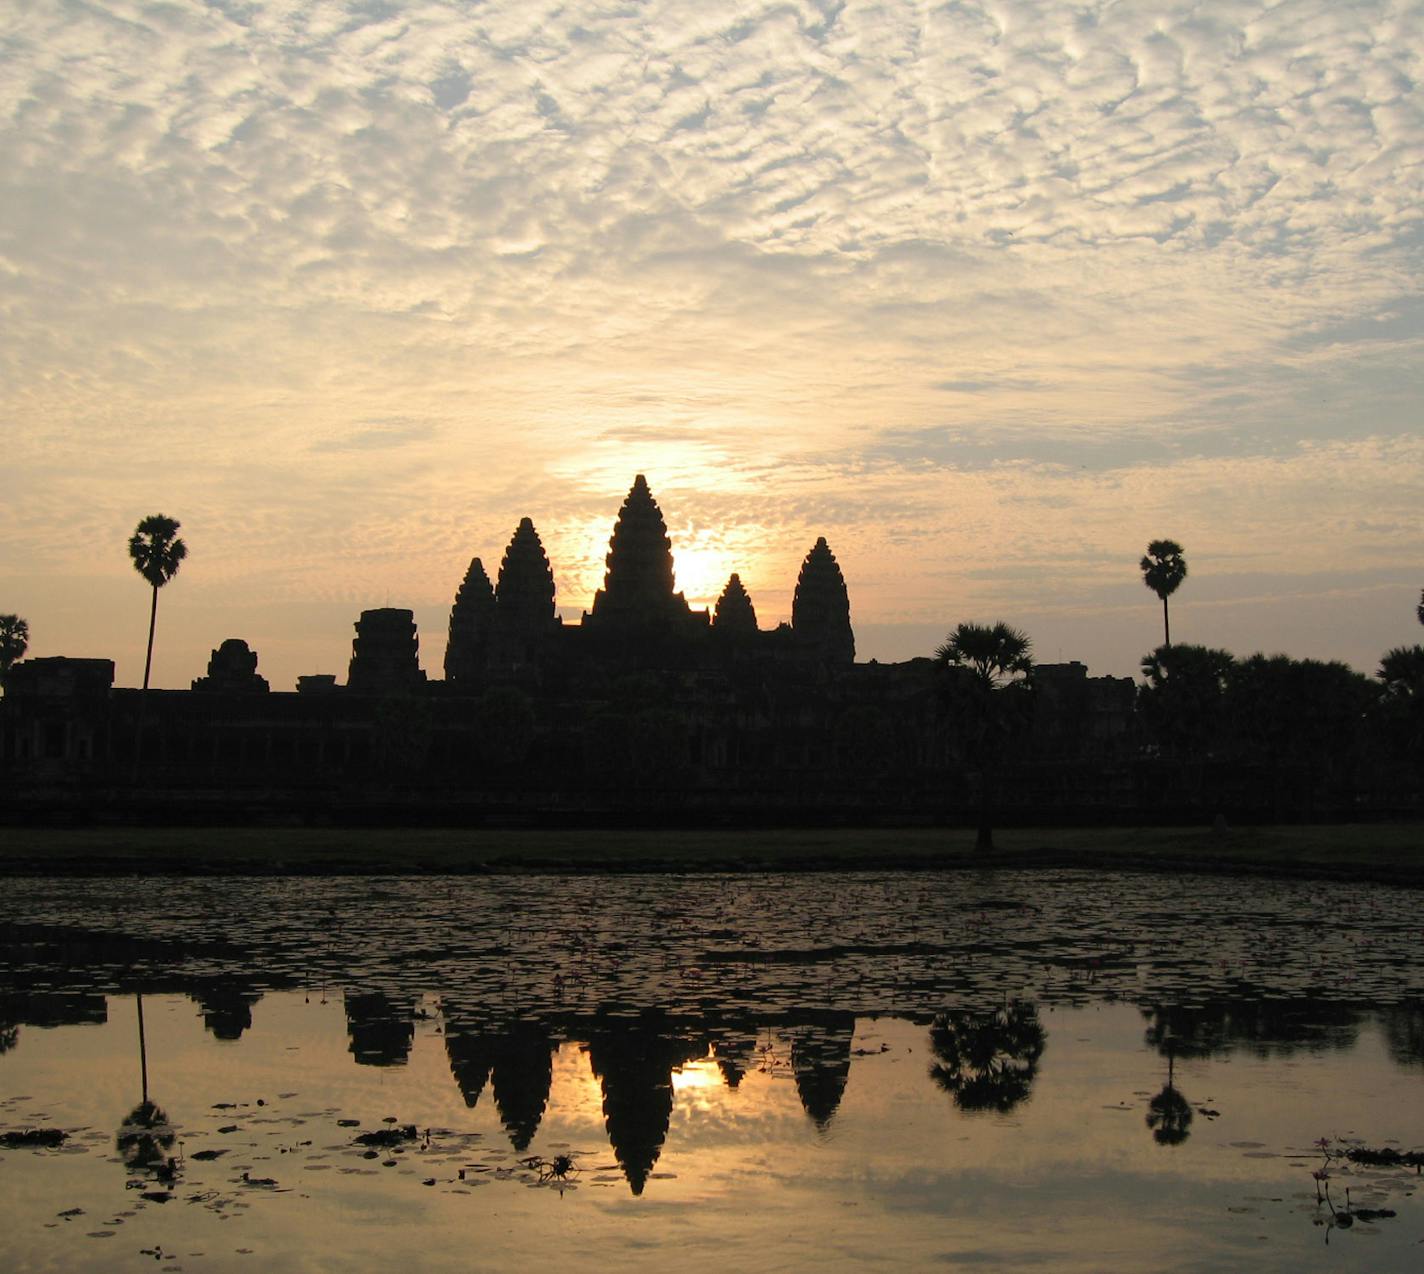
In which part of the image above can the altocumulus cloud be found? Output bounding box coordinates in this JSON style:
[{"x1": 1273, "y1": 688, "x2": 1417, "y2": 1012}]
[{"x1": 1, "y1": 0, "x2": 1421, "y2": 687}]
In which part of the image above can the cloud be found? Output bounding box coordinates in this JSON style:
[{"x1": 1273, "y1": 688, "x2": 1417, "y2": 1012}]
[
  {"x1": 309, "y1": 418, "x2": 438, "y2": 451},
  {"x1": 1, "y1": 0, "x2": 1421, "y2": 689}
]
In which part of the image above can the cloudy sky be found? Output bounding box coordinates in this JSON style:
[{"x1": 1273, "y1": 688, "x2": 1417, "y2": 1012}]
[{"x1": 3, "y1": 0, "x2": 1421, "y2": 690}]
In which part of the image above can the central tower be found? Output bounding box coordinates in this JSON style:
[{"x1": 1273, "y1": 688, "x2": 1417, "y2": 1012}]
[{"x1": 587, "y1": 475, "x2": 693, "y2": 630}]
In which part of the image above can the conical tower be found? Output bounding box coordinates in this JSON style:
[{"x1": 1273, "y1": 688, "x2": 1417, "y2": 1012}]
[
  {"x1": 588, "y1": 475, "x2": 691, "y2": 629},
  {"x1": 495, "y1": 519, "x2": 557, "y2": 636},
  {"x1": 713, "y1": 574, "x2": 757, "y2": 635},
  {"x1": 791, "y1": 538, "x2": 854, "y2": 663},
  {"x1": 445, "y1": 557, "x2": 495, "y2": 684}
]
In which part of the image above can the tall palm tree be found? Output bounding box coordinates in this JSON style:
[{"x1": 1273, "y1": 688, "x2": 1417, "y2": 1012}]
[
  {"x1": 0, "y1": 613, "x2": 28, "y2": 689},
  {"x1": 1140, "y1": 540, "x2": 1187, "y2": 648},
  {"x1": 128, "y1": 515, "x2": 187, "y2": 690},
  {"x1": 935, "y1": 621, "x2": 1035, "y2": 851}
]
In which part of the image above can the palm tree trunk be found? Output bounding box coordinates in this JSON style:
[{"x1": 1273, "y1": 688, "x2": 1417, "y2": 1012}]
[
  {"x1": 136, "y1": 993, "x2": 149, "y2": 1105},
  {"x1": 142, "y1": 585, "x2": 158, "y2": 691},
  {"x1": 1162, "y1": 596, "x2": 1171, "y2": 649}
]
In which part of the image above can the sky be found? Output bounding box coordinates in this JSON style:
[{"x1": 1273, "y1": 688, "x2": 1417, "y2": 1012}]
[{"x1": 2, "y1": 0, "x2": 1421, "y2": 691}]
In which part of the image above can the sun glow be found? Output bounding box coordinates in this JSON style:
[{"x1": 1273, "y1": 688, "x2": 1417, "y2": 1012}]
[
  {"x1": 671, "y1": 1057, "x2": 723, "y2": 1092},
  {"x1": 671, "y1": 544, "x2": 732, "y2": 610},
  {"x1": 552, "y1": 510, "x2": 738, "y2": 616}
]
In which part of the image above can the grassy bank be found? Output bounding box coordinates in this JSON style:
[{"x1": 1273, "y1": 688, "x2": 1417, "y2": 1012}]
[{"x1": 0, "y1": 822, "x2": 1421, "y2": 884}]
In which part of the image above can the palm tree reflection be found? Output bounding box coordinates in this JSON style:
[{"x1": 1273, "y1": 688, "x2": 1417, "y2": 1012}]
[
  {"x1": 929, "y1": 1001, "x2": 1046, "y2": 1113},
  {"x1": 116, "y1": 993, "x2": 179, "y2": 1181},
  {"x1": 1145, "y1": 1048, "x2": 1194, "y2": 1147},
  {"x1": 117, "y1": 1099, "x2": 177, "y2": 1175}
]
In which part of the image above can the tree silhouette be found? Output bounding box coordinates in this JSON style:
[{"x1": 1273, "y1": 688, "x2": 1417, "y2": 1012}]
[
  {"x1": 128, "y1": 515, "x2": 187, "y2": 690},
  {"x1": 1226, "y1": 653, "x2": 1373, "y2": 816},
  {"x1": 0, "y1": 613, "x2": 28, "y2": 689},
  {"x1": 1146, "y1": 1080, "x2": 1194, "y2": 1146},
  {"x1": 929, "y1": 1001, "x2": 1046, "y2": 1113},
  {"x1": 1377, "y1": 644, "x2": 1424, "y2": 763},
  {"x1": 1140, "y1": 540, "x2": 1188, "y2": 648},
  {"x1": 116, "y1": 991, "x2": 179, "y2": 1181},
  {"x1": 1138, "y1": 643, "x2": 1235, "y2": 759},
  {"x1": 1143, "y1": 1044, "x2": 1194, "y2": 1146},
  {"x1": 935, "y1": 621, "x2": 1034, "y2": 851}
]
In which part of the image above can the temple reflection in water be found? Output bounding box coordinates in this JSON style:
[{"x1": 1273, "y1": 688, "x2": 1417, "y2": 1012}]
[{"x1": 6, "y1": 969, "x2": 1423, "y2": 1195}]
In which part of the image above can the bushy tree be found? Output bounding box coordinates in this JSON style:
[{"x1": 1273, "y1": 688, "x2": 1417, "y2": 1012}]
[
  {"x1": 1137, "y1": 643, "x2": 1235, "y2": 758},
  {"x1": 935, "y1": 622, "x2": 1034, "y2": 850},
  {"x1": 1225, "y1": 653, "x2": 1374, "y2": 813},
  {"x1": 0, "y1": 613, "x2": 28, "y2": 688},
  {"x1": 1376, "y1": 644, "x2": 1424, "y2": 764}
]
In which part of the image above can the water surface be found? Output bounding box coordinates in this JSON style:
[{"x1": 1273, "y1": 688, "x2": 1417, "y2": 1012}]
[{"x1": 2, "y1": 869, "x2": 1421, "y2": 1271}]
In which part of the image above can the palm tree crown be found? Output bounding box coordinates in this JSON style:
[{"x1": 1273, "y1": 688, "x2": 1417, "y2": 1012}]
[
  {"x1": 129, "y1": 516, "x2": 188, "y2": 589},
  {"x1": 1140, "y1": 539, "x2": 1187, "y2": 600},
  {"x1": 934, "y1": 621, "x2": 1033, "y2": 690}
]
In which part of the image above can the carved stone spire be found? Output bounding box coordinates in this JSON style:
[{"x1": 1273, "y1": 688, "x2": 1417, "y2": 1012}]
[
  {"x1": 445, "y1": 556, "x2": 495, "y2": 683},
  {"x1": 792, "y1": 537, "x2": 854, "y2": 663},
  {"x1": 495, "y1": 518, "x2": 557, "y2": 635},
  {"x1": 713, "y1": 573, "x2": 758, "y2": 635},
  {"x1": 589, "y1": 475, "x2": 689, "y2": 628}
]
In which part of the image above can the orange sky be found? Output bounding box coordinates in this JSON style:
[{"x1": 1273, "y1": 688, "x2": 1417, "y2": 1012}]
[{"x1": 3, "y1": 0, "x2": 1420, "y2": 689}]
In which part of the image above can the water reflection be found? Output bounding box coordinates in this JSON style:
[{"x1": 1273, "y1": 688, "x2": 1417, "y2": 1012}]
[
  {"x1": 928, "y1": 1001, "x2": 1046, "y2": 1113},
  {"x1": 189, "y1": 978, "x2": 261, "y2": 1041},
  {"x1": 1142, "y1": 998, "x2": 1363, "y2": 1059},
  {"x1": 115, "y1": 1100, "x2": 177, "y2": 1178},
  {"x1": 1145, "y1": 1051, "x2": 1193, "y2": 1147},
  {"x1": 786, "y1": 1013, "x2": 855, "y2": 1129},
  {"x1": 345, "y1": 991, "x2": 417, "y2": 1066},
  {"x1": 587, "y1": 1010, "x2": 702, "y2": 1193},
  {"x1": 3, "y1": 872, "x2": 1424, "y2": 1269},
  {"x1": 490, "y1": 1023, "x2": 556, "y2": 1151}
]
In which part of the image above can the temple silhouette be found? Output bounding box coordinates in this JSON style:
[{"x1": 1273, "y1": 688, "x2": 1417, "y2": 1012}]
[{"x1": 3, "y1": 474, "x2": 1412, "y2": 823}]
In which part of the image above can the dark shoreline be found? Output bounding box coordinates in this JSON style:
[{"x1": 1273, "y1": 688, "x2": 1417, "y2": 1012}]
[{"x1": 2, "y1": 823, "x2": 1421, "y2": 885}]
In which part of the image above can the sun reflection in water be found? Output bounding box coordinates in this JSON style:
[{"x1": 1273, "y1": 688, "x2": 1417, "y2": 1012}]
[{"x1": 671, "y1": 1057, "x2": 722, "y2": 1093}]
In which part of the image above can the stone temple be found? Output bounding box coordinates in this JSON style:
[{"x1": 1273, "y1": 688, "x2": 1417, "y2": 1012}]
[
  {"x1": 412, "y1": 473, "x2": 855, "y2": 695},
  {"x1": 0, "y1": 474, "x2": 1155, "y2": 824}
]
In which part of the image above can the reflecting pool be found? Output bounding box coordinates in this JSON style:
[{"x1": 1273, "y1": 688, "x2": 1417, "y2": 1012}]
[{"x1": 2, "y1": 870, "x2": 1422, "y2": 1271}]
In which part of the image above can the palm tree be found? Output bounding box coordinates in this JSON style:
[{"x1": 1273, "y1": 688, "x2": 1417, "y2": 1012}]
[
  {"x1": 128, "y1": 515, "x2": 187, "y2": 690},
  {"x1": 935, "y1": 621, "x2": 1035, "y2": 850},
  {"x1": 0, "y1": 613, "x2": 28, "y2": 689},
  {"x1": 936, "y1": 621, "x2": 1034, "y2": 691},
  {"x1": 1140, "y1": 539, "x2": 1188, "y2": 648}
]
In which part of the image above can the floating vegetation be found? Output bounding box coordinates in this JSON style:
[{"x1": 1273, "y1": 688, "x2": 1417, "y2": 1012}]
[
  {"x1": 353, "y1": 1125, "x2": 420, "y2": 1147},
  {"x1": 1344, "y1": 1146, "x2": 1424, "y2": 1170},
  {"x1": 0, "y1": 1128, "x2": 67, "y2": 1148},
  {"x1": 1304, "y1": 1136, "x2": 1413, "y2": 1243}
]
